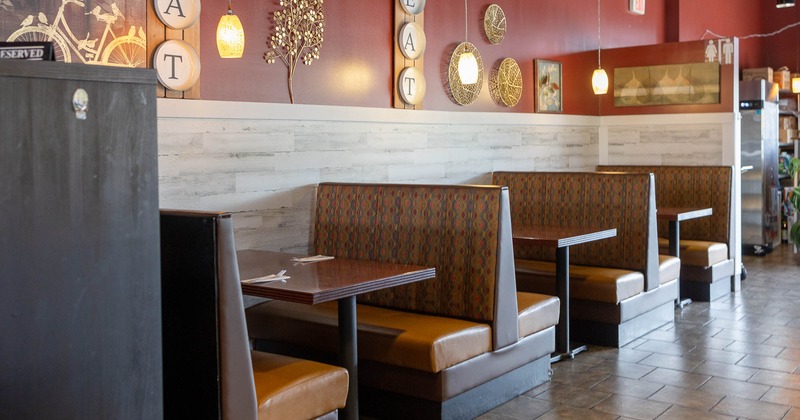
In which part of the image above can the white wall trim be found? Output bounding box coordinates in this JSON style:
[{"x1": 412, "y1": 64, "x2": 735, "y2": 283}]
[
  {"x1": 157, "y1": 98, "x2": 600, "y2": 127},
  {"x1": 159, "y1": 98, "x2": 735, "y2": 129},
  {"x1": 600, "y1": 112, "x2": 735, "y2": 127}
]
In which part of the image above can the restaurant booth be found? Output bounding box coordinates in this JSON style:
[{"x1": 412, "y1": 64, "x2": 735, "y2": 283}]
[{"x1": 1, "y1": 0, "x2": 768, "y2": 418}]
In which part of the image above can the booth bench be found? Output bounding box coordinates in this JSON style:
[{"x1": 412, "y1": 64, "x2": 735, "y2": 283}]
[
  {"x1": 598, "y1": 165, "x2": 736, "y2": 301},
  {"x1": 492, "y1": 171, "x2": 680, "y2": 347},
  {"x1": 160, "y1": 210, "x2": 349, "y2": 420},
  {"x1": 245, "y1": 183, "x2": 560, "y2": 420}
]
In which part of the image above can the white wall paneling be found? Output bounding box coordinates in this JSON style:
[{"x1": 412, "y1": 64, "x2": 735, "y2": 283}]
[{"x1": 158, "y1": 99, "x2": 737, "y2": 258}]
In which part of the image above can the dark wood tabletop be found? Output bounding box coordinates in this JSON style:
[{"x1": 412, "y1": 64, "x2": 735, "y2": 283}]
[
  {"x1": 237, "y1": 249, "x2": 436, "y2": 304},
  {"x1": 657, "y1": 207, "x2": 713, "y2": 222},
  {"x1": 512, "y1": 225, "x2": 618, "y2": 248}
]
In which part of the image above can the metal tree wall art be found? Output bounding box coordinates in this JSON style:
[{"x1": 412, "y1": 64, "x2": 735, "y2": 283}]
[{"x1": 264, "y1": 0, "x2": 325, "y2": 104}]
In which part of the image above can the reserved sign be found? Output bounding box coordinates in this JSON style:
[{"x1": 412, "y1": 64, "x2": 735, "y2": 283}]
[{"x1": 0, "y1": 42, "x2": 54, "y2": 61}]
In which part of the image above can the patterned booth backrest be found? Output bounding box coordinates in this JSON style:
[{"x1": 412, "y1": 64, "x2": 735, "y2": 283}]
[
  {"x1": 492, "y1": 171, "x2": 660, "y2": 291},
  {"x1": 314, "y1": 183, "x2": 515, "y2": 330},
  {"x1": 598, "y1": 166, "x2": 733, "y2": 249}
]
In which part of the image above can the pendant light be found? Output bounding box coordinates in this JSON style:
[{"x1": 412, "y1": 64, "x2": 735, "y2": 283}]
[
  {"x1": 458, "y1": 0, "x2": 479, "y2": 84},
  {"x1": 592, "y1": 0, "x2": 609, "y2": 95},
  {"x1": 216, "y1": 0, "x2": 245, "y2": 58}
]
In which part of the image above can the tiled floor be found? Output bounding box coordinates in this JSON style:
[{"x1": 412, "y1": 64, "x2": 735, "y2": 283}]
[{"x1": 479, "y1": 244, "x2": 800, "y2": 420}]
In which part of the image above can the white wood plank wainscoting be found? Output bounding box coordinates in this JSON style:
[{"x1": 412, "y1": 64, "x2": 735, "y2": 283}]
[{"x1": 157, "y1": 99, "x2": 738, "y2": 270}]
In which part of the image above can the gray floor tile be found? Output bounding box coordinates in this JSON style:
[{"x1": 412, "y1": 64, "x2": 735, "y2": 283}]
[
  {"x1": 761, "y1": 386, "x2": 800, "y2": 407},
  {"x1": 691, "y1": 360, "x2": 759, "y2": 381},
  {"x1": 778, "y1": 347, "x2": 800, "y2": 361},
  {"x1": 724, "y1": 340, "x2": 785, "y2": 357},
  {"x1": 591, "y1": 394, "x2": 670, "y2": 419},
  {"x1": 683, "y1": 347, "x2": 747, "y2": 365},
  {"x1": 533, "y1": 383, "x2": 612, "y2": 408},
  {"x1": 589, "y1": 375, "x2": 664, "y2": 400},
  {"x1": 479, "y1": 395, "x2": 554, "y2": 420},
  {"x1": 533, "y1": 406, "x2": 619, "y2": 420},
  {"x1": 652, "y1": 405, "x2": 735, "y2": 420},
  {"x1": 711, "y1": 395, "x2": 791, "y2": 420},
  {"x1": 479, "y1": 246, "x2": 800, "y2": 419},
  {"x1": 589, "y1": 347, "x2": 652, "y2": 363},
  {"x1": 764, "y1": 335, "x2": 800, "y2": 349},
  {"x1": 737, "y1": 354, "x2": 800, "y2": 372},
  {"x1": 633, "y1": 340, "x2": 694, "y2": 356},
  {"x1": 638, "y1": 352, "x2": 703, "y2": 372},
  {"x1": 714, "y1": 328, "x2": 772, "y2": 344},
  {"x1": 750, "y1": 370, "x2": 800, "y2": 391},
  {"x1": 550, "y1": 366, "x2": 610, "y2": 388},
  {"x1": 640, "y1": 367, "x2": 712, "y2": 389},
  {"x1": 647, "y1": 384, "x2": 723, "y2": 410},
  {"x1": 698, "y1": 376, "x2": 771, "y2": 400},
  {"x1": 588, "y1": 360, "x2": 657, "y2": 379},
  {"x1": 784, "y1": 407, "x2": 800, "y2": 420}
]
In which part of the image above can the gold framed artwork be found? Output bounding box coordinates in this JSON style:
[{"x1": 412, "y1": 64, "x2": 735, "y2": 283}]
[
  {"x1": 613, "y1": 62, "x2": 720, "y2": 107},
  {"x1": 534, "y1": 59, "x2": 562, "y2": 113}
]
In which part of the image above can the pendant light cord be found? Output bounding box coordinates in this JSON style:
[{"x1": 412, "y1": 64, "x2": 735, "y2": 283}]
[
  {"x1": 596, "y1": 0, "x2": 602, "y2": 68},
  {"x1": 464, "y1": 0, "x2": 469, "y2": 41}
]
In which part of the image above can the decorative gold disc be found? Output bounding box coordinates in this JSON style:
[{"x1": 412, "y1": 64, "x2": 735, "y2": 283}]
[
  {"x1": 483, "y1": 4, "x2": 506, "y2": 45},
  {"x1": 490, "y1": 58, "x2": 522, "y2": 107},
  {"x1": 447, "y1": 42, "x2": 484, "y2": 106}
]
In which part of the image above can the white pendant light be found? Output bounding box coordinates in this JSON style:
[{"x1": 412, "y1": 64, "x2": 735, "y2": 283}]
[
  {"x1": 458, "y1": 52, "x2": 479, "y2": 85},
  {"x1": 592, "y1": 68, "x2": 609, "y2": 95},
  {"x1": 592, "y1": 0, "x2": 608, "y2": 95},
  {"x1": 458, "y1": 0, "x2": 479, "y2": 85},
  {"x1": 216, "y1": 0, "x2": 245, "y2": 58}
]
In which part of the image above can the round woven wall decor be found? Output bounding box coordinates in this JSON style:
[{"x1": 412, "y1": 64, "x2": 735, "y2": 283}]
[
  {"x1": 483, "y1": 4, "x2": 506, "y2": 45},
  {"x1": 490, "y1": 57, "x2": 522, "y2": 107}
]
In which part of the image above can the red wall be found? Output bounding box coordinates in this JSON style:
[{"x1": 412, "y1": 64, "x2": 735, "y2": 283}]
[
  {"x1": 762, "y1": 3, "x2": 800, "y2": 72},
  {"x1": 198, "y1": 0, "x2": 668, "y2": 112},
  {"x1": 673, "y1": 0, "x2": 765, "y2": 68},
  {"x1": 196, "y1": 0, "x2": 794, "y2": 115}
]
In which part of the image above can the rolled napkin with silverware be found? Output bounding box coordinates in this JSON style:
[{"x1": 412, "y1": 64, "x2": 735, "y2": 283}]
[
  {"x1": 241, "y1": 269, "x2": 290, "y2": 284},
  {"x1": 290, "y1": 255, "x2": 335, "y2": 263}
]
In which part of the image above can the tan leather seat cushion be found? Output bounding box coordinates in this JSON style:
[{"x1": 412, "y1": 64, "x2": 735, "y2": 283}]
[
  {"x1": 658, "y1": 238, "x2": 728, "y2": 267},
  {"x1": 515, "y1": 259, "x2": 644, "y2": 304},
  {"x1": 251, "y1": 351, "x2": 348, "y2": 420},
  {"x1": 517, "y1": 292, "x2": 560, "y2": 338},
  {"x1": 246, "y1": 300, "x2": 492, "y2": 373},
  {"x1": 658, "y1": 255, "x2": 681, "y2": 284}
]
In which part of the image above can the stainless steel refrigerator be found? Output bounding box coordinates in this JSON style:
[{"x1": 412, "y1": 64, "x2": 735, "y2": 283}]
[{"x1": 740, "y1": 80, "x2": 781, "y2": 255}]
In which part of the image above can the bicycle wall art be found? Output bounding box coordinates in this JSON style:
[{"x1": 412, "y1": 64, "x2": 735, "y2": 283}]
[{"x1": 0, "y1": 0, "x2": 146, "y2": 67}]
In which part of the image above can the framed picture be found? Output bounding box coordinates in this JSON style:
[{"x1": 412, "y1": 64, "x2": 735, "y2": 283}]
[
  {"x1": 629, "y1": 0, "x2": 645, "y2": 15},
  {"x1": 534, "y1": 59, "x2": 562, "y2": 113}
]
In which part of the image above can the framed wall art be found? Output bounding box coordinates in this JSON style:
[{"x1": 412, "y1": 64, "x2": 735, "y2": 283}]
[
  {"x1": 534, "y1": 59, "x2": 562, "y2": 113},
  {"x1": 613, "y1": 62, "x2": 720, "y2": 107},
  {"x1": 629, "y1": 0, "x2": 645, "y2": 15}
]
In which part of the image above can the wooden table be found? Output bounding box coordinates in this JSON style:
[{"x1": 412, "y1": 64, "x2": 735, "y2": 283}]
[
  {"x1": 512, "y1": 225, "x2": 617, "y2": 362},
  {"x1": 657, "y1": 207, "x2": 713, "y2": 307},
  {"x1": 237, "y1": 250, "x2": 435, "y2": 420}
]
